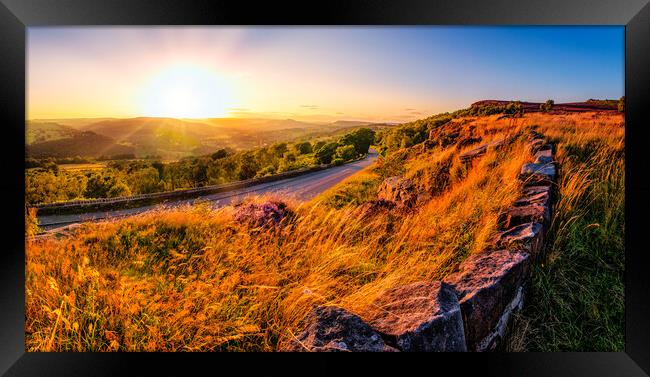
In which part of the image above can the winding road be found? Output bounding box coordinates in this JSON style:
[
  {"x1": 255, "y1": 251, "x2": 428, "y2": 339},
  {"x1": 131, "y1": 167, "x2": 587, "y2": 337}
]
[{"x1": 38, "y1": 151, "x2": 378, "y2": 231}]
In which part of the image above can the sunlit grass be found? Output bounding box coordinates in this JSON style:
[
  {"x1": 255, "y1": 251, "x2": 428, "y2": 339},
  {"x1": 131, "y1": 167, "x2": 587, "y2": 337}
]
[{"x1": 25, "y1": 111, "x2": 624, "y2": 351}]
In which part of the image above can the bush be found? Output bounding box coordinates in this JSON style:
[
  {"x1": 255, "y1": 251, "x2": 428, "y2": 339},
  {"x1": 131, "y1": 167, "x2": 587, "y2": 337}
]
[
  {"x1": 331, "y1": 158, "x2": 345, "y2": 166},
  {"x1": 294, "y1": 142, "x2": 312, "y2": 155},
  {"x1": 540, "y1": 99, "x2": 554, "y2": 112},
  {"x1": 335, "y1": 145, "x2": 357, "y2": 161},
  {"x1": 618, "y1": 96, "x2": 625, "y2": 113},
  {"x1": 107, "y1": 182, "x2": 131, "y2": 198},
  {"x1": 315, "y1": 142, "x2": 339, "y2": 164}
]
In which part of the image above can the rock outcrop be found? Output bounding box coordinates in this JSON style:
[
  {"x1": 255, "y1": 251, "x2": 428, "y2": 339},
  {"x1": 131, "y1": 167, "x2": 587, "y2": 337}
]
[
  {"x1": 358, "y1": 198, "x2": 397, "y2": 217},
  {"x1": 519, "y1": 162, "x2": 556, "y2": 186},
  {"x1": 491, "y1": 222, "x2": 545, "y2": 258},
  {"x1": 281, "y1": 306, "x2": 397, "y2": 352},
  {"x1": 445, "y1": 249, "x2": 530, "y2": 352},
  {"x1": 232, "y1": 200, "x2": 292, "y2": 227},
  {"x1": 376, "y1": 176, "x2": 418, "y2": 210},
  {"x1": 459, "y1": 139, "x2": 506, "y2": 163},
  {"x1": 364, "y1": 281, "x2": 467, "y2": 352}
]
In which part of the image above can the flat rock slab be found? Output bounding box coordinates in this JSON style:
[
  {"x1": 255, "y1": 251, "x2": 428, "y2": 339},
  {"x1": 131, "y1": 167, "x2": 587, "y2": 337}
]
[
  {"x1": 519, "y1": 185, "x2": 553, "y2": 206},
  {"x1": 459, "y1": 139, "x2": 505, "y2": 162},
  {"x1": 282, "y1": 306, "x2": 397, "y2": 352},
  {"x1": 377, "y1": 176, "x2": 418, "y2": 209},
  {"x1": 492, "y1": 222, "x2": 545, "y2": 257},
  {"x1": 534, "y1": 149, "x2": 554, "y2": 164},
  {"x1": 500, "y1": 203, "x2": 550, "y2": 229},
  {"x1": 364, "y1": 281, "x2": 467, "y2": 352},
  {"x1": 445, "y1": 249, "x2": 530, "y2": 352},
  {"x1": 519, "y1": 163, "x2": 556, "y2": 186}
]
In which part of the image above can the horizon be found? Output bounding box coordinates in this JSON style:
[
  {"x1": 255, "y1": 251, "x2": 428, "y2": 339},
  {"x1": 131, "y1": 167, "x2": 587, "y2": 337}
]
[{"x1": 28, "y1": 26, "x2": 624, "y2": 122}]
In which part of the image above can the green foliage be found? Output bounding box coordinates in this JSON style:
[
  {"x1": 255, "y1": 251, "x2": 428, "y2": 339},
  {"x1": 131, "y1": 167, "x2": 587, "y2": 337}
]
[
  {"x1": 210, "y1": 149, "x2": 229, "y2": 160},
  {"x1": 618, "y1": 96, "x2": 625, "y2": 113},
  {"x1": 293, "y1": 141, "x2": 313, "y2": 155},
  {"x1": 339, "y1": 128, "x2": 375, "y2": 155},
  {"x1": 107, "y1": 182, "x2": 132, "y2": 198},
  {"x1": 126, "y1": 168, "x2": 164, "y2": 194},
  {"x1": 509, "y1": 140, "x2": 624, "y2": 351},
  {"x1": 256, "y1": 165, "x2": 277, "y2": 177},
  {"x1": 376, "y1": 114, "x2": 451, "y2": 153},
  {"x1": 25, "y1": 207, "x2": 40, "y2": 237},
  {"x1": 26, "y1": 127, "x2": 374, "y2": 205},
  {"x1": 85, "y1": 172, "x2": 125, "y2": 199},
  {"x1": 335, "y1": 144, "x2": 357, "y2": 161},
  {"x1": 271, "y1": 143, "x2": 288, "y2": 158},
  {"x1": 315, "y1": 142, "x2": 339, "y2": 164},
  {"x1": 540, "y1": 99, "x2": 554, "y2": 112}
]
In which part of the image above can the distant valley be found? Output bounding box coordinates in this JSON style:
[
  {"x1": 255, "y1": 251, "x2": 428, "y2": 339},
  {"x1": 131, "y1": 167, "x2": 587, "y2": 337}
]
[{"x1": 26, "y1": 117, "x2": 394, "y2": 159}]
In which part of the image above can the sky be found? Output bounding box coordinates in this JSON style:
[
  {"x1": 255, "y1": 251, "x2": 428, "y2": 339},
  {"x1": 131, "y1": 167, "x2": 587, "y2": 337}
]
[{"x1": 27, "y1": 26, "x2": 624, "y2": 122}]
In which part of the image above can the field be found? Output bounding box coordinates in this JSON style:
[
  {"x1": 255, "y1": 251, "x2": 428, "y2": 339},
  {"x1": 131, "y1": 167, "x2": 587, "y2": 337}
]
[{"x1": 25, "y1": 111, "x2": 624, "y2": 351}]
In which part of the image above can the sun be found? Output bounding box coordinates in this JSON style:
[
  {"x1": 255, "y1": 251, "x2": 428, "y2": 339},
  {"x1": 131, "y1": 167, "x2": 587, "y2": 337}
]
[{"x1": 138, "y1": 63, "x2": 236, "y2": 118}]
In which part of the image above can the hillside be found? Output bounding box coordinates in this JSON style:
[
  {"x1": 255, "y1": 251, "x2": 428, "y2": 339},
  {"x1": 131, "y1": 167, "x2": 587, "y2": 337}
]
[
  {"x1": 25, "y1": 109, "x2": 624, "y2": 352},
  {"x1": 26, "y1": 131, "x2": 135, "y2": 158},
  {"x1": 26, "y1": 117, "x2": 386, "y2": 159},
  {"x1": 26, "y1": 121, "x2": 81, "y2": 144}
]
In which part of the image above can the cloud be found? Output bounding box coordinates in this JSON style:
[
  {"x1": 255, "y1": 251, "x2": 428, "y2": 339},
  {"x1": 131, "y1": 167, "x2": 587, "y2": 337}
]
[{"x1": 300, "y1": 105, "x2": 320, "y2": 110}]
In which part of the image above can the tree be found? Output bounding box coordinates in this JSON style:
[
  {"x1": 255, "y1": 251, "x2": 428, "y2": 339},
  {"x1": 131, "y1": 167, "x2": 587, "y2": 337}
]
[
  {"x1": 271, "y1": 143, "x2": 288, "y2": 157},
  {"x1": 107, "y1": 182, "x2": 131, "y2": 198},
  {"x1": 151, "y1": 160, "x2": 165, "y2": 178},
  {"x1": 339, "y1": 128, "x2": 375, "y2": 155},
  {"x1": 618, "y1": 96, "x2": 625, "y2": 112},
  {"x1": 540, "y1": 99, "x2": 554, "y2": 112},
  {"x1": 313, "y1": 140, "x2": 327, "y2": 152},
  {"x1": 335, "y1": 144, "x2": 357, "y2": 161},
  {"x1": 192, "y1": 160, "x2": 210, "y2": 186},
  {"x1": 211, "y1": 148, "x2": 229, "y2": 160},
  {"x1": 85, "y1": 172, "x2": 121, "y2": 198},
  {"x1": 237, "y1": 152, "x2": 259, "y2": 180},
  {"x1": 315, "y1": 142, "x2": 339, "y2": 164},
  {"x1": 128, "y1": 167, "x2": 163, "y2": 194},
  {"x1": 505, "y1": 101, "x2": 524, "y2": 117},
  {"x1": 294, "y1": 141, "x2": 312, "y2": 155}
]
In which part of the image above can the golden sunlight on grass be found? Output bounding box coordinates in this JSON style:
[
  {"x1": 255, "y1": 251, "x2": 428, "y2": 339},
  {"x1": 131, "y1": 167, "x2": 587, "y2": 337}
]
[{"x1": 25, "y1": 112, "x2": 624, "y2": 351}]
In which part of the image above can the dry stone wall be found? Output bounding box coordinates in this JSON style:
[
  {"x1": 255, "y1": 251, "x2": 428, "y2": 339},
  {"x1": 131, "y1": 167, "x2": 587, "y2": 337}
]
[{"x1": 282, "y1": 129, "x2": 558, "y2": 352}]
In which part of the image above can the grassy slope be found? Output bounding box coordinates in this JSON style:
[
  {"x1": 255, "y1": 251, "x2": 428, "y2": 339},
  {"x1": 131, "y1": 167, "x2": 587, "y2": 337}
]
[
  {"x1": 25, "y1": 112, "x2": 624, "y2": 351},
  {"x1": 506, "y1": 112, "x2": 625, "y2": 351}
]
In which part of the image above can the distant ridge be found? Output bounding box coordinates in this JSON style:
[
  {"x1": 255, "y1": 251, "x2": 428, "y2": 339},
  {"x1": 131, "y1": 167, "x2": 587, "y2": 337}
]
[{"x1": 470, "y1": 99, "x2": 619, "y2": 112}]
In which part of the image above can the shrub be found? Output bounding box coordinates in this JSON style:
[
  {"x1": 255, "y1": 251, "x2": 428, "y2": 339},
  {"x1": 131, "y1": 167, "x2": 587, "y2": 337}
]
[
  {"x1": 618, "y1": 96, "x2": 625, "y2": 113},
  {"x1": 540, "y1": 99, "x2": 554, "y2": 112},
  {"x1": 335, "y1": 145, "x2": 357, "y2": 161}
]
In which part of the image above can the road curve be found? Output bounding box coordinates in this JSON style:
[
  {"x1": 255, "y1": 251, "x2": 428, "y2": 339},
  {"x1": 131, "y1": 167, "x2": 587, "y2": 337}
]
[{"x1": 38, "y1": 152, "x2": 378, "y2": 231}]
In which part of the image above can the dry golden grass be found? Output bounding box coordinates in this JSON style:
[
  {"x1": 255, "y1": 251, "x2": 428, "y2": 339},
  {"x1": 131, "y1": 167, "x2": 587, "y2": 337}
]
[{"x1": 25, "y1": 111, "x2": 624, "y2": 351}]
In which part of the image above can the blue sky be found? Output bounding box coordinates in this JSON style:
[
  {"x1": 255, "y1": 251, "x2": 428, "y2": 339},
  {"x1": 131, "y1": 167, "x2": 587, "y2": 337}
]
[{"x1": 28, "y1": 26, "x2": 624, "y2": 121}]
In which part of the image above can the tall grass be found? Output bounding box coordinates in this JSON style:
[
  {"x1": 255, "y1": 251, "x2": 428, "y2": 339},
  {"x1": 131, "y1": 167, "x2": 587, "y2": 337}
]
[
  {"x1": 505, "y1": 112, "x2": 624, "y2": 351},
  {"x1": 25, "y1": 112, "x2": 624, "y2": 351}
]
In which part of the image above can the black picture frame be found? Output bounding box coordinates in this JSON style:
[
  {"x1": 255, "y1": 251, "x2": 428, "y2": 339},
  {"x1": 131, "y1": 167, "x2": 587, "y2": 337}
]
[{"x1": 1, "y1": 0, "x2": 649, "y2": 376}]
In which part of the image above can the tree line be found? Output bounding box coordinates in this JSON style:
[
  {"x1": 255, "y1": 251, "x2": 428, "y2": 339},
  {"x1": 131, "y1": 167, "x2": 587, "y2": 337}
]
[{"x1": 25, "y1": 128, "x2": 375, "y2": 205}]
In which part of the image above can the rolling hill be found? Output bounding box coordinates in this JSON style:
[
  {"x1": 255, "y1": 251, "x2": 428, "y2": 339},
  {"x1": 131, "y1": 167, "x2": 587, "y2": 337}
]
[
  {"x1": 26, "y1": 130, "x2": 135, "y2": 158},
  {"x1": 26, "y1": 117, "x2": 389, "y2": 159},
  {"x1": 26, "y1": 121, "x2": 80, "y2": 144}
]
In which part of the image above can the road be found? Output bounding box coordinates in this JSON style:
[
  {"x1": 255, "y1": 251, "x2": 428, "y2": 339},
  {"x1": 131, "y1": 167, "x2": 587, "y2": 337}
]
[{"x1": 38, "y1": 152, "x2": 378, "y2": 231}]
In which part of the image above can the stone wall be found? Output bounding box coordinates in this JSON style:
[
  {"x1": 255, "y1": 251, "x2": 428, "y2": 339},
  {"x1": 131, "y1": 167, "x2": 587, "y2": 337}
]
[{"x1": 282, "y1": 130, "x2": 557, "y2": 352}]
